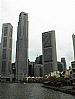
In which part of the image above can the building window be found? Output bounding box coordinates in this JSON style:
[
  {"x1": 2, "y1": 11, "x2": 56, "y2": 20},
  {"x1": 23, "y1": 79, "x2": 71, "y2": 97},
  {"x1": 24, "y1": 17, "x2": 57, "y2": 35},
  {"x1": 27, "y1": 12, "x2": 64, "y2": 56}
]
[
  {"x1": 9, "y1": 39, "x2": 12, "y2": 48},
  {"x1": 3, "y1": 37, "x2": 7, "y2": 47},
  {"x1": 42, "y1": 33, "x2": 52, "y2": 48},
  {"x1": 4, "y1": 27, "x2": 8, "y2": 36},
  {"x1": 24, "y1": 13, "x2": 26, "y2": 15},
  {"x1": 73, "y1": 69, "x2": 75, "y2": 72},
  {"x1": 3, "y1": 49, "x2": 6, "y2": 54},
  {"x1": 72, "y1": 64, "x2": 75, "y2": 69},
  {"x1": 2, "y1": 48, "x2": 7, "y2": 60},
  {"x1": 2, "y1": 53, "x2": 6, "y2": 59},
  {"x1": 9, "y1": 50, "x2": 11, "y2": 60},
  {"x1": 2, "y1": 61, "x2": 6, "y2": 72},
  {"x1": 44, "y1": 48, "x2": 53, "y2": 62},
  {"x1": 73, "y1": 74, "x2": 75, "y2": 78},
  {"x1": 8, "y1": 61, "x2": 11, "y2": 73},
  {"x1": 10, "y1": 28, "x2": 12, "y2": 37}
]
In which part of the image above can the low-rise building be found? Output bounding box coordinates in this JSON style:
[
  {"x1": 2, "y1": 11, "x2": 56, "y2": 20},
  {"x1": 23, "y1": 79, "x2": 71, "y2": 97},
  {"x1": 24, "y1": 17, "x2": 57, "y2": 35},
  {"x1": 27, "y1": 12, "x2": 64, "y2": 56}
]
[{"x1": 49, "y1": 71, "x2": 60, "y2": 78}]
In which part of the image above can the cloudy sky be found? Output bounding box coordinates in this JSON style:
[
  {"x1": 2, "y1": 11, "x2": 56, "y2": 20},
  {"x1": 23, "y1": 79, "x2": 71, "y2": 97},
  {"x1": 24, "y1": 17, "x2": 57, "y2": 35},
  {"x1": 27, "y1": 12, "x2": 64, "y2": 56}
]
[{"x1": 0, "y1": 0, "x2": 75, "y2": 68}]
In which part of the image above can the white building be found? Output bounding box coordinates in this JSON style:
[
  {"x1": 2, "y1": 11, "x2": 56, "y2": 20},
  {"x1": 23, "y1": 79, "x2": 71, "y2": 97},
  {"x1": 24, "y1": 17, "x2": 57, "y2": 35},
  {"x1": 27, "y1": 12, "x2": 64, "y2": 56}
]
[
  {"x1": 16, "y1": 12, "x2": 28, "y2": 81},
  {"x1": 1, "y1": 23, "x2": 13, "y2": 81},
  {"x1": 49, "y1": 71, "x2": 60, "y2": 78},
  {"x1": 42, "y1": 30, "x2": 57, "y2": 75}
]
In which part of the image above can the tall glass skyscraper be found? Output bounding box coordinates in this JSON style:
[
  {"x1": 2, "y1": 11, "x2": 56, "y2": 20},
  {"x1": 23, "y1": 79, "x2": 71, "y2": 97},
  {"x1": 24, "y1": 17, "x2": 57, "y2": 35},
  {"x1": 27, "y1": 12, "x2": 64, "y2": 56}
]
[
  {"x1": 72, "y1": 34, "x2": 75, "y2": 85},
  {"x1": 72, "y1": 34, "x2": 75, "y2": 60},
  {"x1": 1, "y1": 23, "x2": 13, "y2": 80},
  {"x1": 61, "y1": 58, "x2": 66, "y2": 71},
  {"x1": 42, "y1": 30, "x2": 57, "y2": 75},
  {"x1": 16, "y1": 12, "x2": 28, "y2": 81}
]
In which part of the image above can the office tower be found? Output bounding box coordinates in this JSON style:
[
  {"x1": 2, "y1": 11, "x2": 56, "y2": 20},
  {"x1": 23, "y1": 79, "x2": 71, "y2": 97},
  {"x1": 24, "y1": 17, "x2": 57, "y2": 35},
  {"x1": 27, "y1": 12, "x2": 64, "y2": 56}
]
[
  {"x1": 34, "y1": 64, "x2": 43, "y2": 77},
  {"x1": 42, "y1": 30, "x2": 57, "y2": 75},
  {"x1": 1, "y1": 23, "x2": 13, "y2": 80},
  {"x1": 16, "y1": 12, "x2": 28, "y2": 81},
  {"x1": 61, "y1": 58, "x2": 66, "y2": 71},
  {"x1": 35, "y1": 55, "x2": 43, "y2": 64},
  {"x1": 0, "y1": 43, "x2": 2, "y2": 75},
  {"x1": 57, "y1": 61, "x2": 63, "y2": 72},
  {"x1": 39, "y1": 55, "x2": 43, "y2": 64},
  {"x1": 72, "y1": 34, "x2": 75, "y2": 86},
  {"x1": 72, "y1": 34, "x2": 75, "y2": 60},
  {"x1": 28, "y1": 62, "x2": 34, "y2": 77}
]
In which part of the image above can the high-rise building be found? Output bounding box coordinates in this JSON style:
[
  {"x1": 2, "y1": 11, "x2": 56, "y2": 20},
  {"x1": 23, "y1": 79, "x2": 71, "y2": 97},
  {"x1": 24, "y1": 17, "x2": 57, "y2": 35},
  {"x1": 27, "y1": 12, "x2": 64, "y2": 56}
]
[
  {"x1": 42, "y1": 30, "x2": 57, "y2": 75},
  {"x1": 1, "y1": 23, "x2": 13, "y2": 81},
  {"x1": 72, "y1": 34, "x2": 75, "y2": 86},
  {"x1": 16, "y1": 12, "x2": 28, "y2": 81},
  {"x1": 34, "y1": 64, "x2": 43, "y2": 77},
  {"x1": 61, "y1": 58, "x2": 66, "y2": 71},
  {"x1": 28, "y1": 62, "x2": 34, "y2": 77},
  {"x1": 57, "y1": 61, "x2": 63, "y2": 72},
  {"x1": 35, "y1": 55, "x2": 43, "y2": 64},
  {"x1": 72, "y1": 34, "x2": 75, "y2": 60},
  {"x1": 0, "y1": 43, "x2": 2, "y2": 75}
]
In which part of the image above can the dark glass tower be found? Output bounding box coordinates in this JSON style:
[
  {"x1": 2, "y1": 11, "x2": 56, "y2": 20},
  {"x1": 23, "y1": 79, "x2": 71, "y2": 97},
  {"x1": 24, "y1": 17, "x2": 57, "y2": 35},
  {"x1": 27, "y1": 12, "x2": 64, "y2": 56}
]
[
  {"x1": 61, "y1": 58, "x2": 66, "y2": 71},
  {"x1": 42, "y1": 30, "x2": 57, "y2": 75},
  {"x1": 1, "y1": 23, "x2": 13, "y2": 80}
]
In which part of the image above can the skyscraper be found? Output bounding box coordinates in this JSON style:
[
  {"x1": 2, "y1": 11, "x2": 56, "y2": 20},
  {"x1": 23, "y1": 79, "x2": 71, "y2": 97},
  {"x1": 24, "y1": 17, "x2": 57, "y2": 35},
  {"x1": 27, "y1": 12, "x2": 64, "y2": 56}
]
[
  {"x1": 0, "y1": 43, "x2": 2, "y2": 75},
  {"x1": 57, "y1": 61, "x2": 63, "y2": 72},
  {"x1": 72, "y1": 34, "x2": 75, "y2": 60},
  {"x1": 1, "y1": 23, "x2": 13, "y2": 81},
  {"x1": 42, "y1": 30, "x2": 57, "y2": 75},
  {"x1": 16, "y1": 12, "x2": 28, "y2": 81},
  {"x1": 61, "y1": 58, "x2": 66, "y2": 71},
  {"x1": 72, "y1": 34, "x2": 75, "y2": 85}
]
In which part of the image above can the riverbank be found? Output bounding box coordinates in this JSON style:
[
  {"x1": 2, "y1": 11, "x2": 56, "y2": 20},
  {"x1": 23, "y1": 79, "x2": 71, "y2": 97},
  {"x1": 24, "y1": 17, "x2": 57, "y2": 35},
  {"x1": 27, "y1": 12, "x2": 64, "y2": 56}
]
[{"x1": 42, "y1": 85, "x2": 75, "y2": 96}]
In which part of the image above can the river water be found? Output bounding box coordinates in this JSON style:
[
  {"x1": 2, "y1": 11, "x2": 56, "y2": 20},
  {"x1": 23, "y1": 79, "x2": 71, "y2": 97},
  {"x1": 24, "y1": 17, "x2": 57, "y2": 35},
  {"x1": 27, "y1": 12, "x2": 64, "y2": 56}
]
[{"x1": 0, "y1": 83, "x2": 75, "y2": 99}]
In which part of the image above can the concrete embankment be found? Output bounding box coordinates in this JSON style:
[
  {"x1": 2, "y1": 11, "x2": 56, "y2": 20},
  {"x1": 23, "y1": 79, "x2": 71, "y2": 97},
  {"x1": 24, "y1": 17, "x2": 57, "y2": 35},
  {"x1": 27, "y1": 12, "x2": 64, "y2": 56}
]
[{"x1": 42, "y1": 85, "x2": 75, "y2": 96}]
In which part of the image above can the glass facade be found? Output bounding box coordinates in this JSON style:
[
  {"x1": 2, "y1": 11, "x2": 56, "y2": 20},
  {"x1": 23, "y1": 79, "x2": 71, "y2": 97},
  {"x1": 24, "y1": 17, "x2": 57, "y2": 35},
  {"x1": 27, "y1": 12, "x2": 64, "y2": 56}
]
[
  {"x1": 3, "y1": 37, "x2": 7, "y2": 47},
  {"x1": 42, "y1": 33, "x2": 52, "y2": 48},
  {"x1": 42, "y1": 31, "x2": 57, "y2": 75},
  {"x1": 2, "y1": 61, "x2": 6, "y2": 73},
  {"x1": 4, "y1": 27, "x2": 8, "y2": 36},
  {"x1": 1, "y1": 23, "x2": 13, "y2": 77},
  {"x1": 43, "y1": 48, "x2": 53, "y2": 62}
]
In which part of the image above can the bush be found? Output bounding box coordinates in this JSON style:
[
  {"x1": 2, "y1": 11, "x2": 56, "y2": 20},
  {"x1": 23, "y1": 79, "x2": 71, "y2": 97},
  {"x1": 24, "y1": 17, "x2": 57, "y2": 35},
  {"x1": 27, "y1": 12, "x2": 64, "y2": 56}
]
[{"x1": 48, "y1": 76, "x2": 57, "y2": 81}]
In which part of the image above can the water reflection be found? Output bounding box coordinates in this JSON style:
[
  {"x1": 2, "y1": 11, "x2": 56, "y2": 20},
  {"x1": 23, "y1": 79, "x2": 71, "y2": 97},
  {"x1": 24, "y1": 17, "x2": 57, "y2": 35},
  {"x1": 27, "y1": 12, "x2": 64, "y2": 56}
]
[{"x1": 0, "y1": 83, "x2": 75, "y2": 99}]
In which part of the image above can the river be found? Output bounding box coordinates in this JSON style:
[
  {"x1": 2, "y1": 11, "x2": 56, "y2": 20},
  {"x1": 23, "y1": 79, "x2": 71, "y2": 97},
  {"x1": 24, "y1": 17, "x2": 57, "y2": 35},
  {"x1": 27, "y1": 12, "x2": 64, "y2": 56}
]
[{"x1": 0, "y1": 83, "x2": 75, "y2": 99}]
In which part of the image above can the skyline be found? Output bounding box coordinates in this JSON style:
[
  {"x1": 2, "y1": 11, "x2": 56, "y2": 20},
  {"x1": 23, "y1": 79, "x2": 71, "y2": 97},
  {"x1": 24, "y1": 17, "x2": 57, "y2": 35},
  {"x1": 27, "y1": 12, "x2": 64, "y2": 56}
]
[{"x1": 0, "y1": 0, "x2": 75, "y2": 68}]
